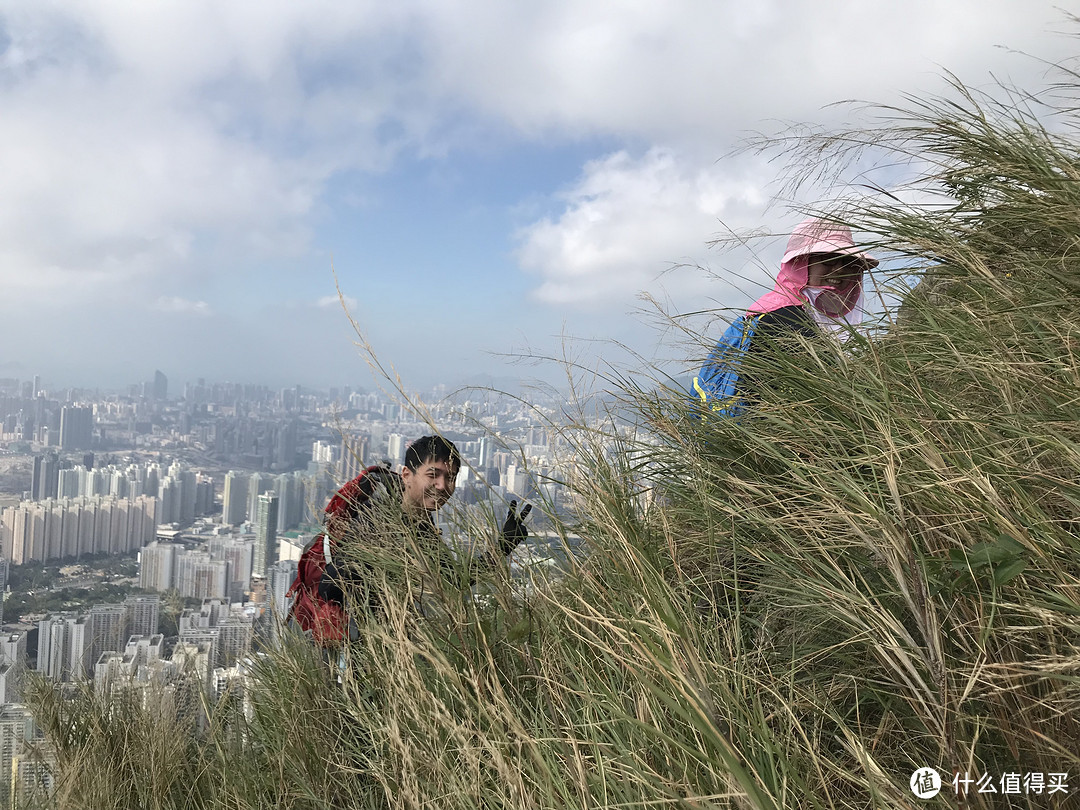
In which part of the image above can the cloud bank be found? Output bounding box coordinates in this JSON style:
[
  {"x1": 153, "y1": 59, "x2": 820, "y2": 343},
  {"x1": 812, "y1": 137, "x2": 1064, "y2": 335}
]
[{"x1": 0, "y1": 1, "x2": 1073, "y2": 386}]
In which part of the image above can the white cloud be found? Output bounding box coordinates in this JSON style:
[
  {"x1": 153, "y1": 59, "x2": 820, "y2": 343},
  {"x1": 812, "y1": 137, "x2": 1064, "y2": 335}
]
[
  {"x1": 0, "y1": 3, "x2": 412, "y2": 296},
  {"x1": 516, "y1": 147, "x2": 773, "y2": 308},
  {"x1": 418, "y1": 0, "x2": 1076, "y2": 147},
  {"x1": 154, "y1": 296, "x2": 212, "y2": 316}
]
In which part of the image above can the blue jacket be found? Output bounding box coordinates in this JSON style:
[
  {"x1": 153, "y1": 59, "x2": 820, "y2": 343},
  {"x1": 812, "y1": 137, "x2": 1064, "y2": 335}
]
[
  {"x1": 693, "y1": 315, "x2": 758, "y2": 417},
  {"x1": 693, "y1": 305, "x2": 817, "y2": 416}
]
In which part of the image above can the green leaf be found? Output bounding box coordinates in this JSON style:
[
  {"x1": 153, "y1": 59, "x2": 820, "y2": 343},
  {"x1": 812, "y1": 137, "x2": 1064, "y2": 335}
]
[
  {"x1": 994, "y1": 533, "x2": 1028, "y2": 554},
  {"x1": 992, "y1": 558, "x2": 1027, "y2": 586}
]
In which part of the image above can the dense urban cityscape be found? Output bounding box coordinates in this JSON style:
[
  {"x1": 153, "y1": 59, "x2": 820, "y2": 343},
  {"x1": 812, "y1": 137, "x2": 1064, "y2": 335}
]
[{"x1": 0, "y1": 371, "x2": 583, "y2": 806}]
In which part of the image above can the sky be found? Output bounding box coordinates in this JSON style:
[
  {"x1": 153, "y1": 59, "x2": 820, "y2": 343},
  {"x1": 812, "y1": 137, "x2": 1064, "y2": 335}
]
[{"x1": 1, "y1": 1, "x2": 1077, "y2": 395}]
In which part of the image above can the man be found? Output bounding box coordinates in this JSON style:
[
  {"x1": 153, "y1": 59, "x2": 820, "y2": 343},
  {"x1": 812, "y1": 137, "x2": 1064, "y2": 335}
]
[{"x1": 288, "y1": 434, "x2": 530, "y2": 643}]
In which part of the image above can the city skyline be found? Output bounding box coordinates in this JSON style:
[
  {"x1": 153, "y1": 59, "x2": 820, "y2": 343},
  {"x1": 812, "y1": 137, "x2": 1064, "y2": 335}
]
[
  {"x1": 1, "y1": 3, "x2": 1075, "y2": 390},
  {"x1": 1, "y1": 367, "x2": 568, "y2": 405}
]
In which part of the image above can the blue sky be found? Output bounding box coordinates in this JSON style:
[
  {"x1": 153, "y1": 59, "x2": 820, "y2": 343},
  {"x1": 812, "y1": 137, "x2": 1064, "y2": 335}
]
[{"x1": 1, "y1": 1, "x2": 1076, "y2": 393}]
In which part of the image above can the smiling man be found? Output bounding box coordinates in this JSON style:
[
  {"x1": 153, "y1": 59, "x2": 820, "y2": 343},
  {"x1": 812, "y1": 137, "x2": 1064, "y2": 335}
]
[
  {"x1": 288, "y1": 434, "x2": 531, "y2": 644},
  {"x1": 399, "y1": 436, "x2": 459, "y2": 515}
]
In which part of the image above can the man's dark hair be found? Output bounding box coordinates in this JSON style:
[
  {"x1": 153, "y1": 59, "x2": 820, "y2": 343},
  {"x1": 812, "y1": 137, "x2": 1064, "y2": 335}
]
[{"x1": 404, "y1": 435, "x2": 461, "y2": 474}]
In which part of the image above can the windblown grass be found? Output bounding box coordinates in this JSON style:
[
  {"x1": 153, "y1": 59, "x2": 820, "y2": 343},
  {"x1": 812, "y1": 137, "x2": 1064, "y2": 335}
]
[{"x1": 22, "y1": 52, "x2": 1080, "y2": 809}]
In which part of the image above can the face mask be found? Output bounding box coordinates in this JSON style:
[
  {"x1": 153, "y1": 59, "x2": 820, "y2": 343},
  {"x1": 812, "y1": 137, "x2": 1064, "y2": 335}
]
[
  {"x1": 803, "y1": 286, "x2": 844, "y2": 316},
  {"x1": 803, "y1": 285, "x2": 863, "y2": 334}
]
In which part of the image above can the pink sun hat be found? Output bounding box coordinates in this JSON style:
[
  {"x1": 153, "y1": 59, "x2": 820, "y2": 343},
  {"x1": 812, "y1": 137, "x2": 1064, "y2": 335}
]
[{"x1": 782, "y1": 218, "x2": 879, "y2": 268}]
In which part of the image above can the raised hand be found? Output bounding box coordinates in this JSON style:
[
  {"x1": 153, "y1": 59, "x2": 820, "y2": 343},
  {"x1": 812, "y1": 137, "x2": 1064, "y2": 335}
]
[{"x1": 500, "y1": 499, "x2": 532, "y2": 553}]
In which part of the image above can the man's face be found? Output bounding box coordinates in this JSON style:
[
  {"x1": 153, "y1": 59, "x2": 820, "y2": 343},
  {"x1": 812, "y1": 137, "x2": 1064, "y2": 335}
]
[{"x1": 401, "y1": 458, "x2": 457, "y2": 514}]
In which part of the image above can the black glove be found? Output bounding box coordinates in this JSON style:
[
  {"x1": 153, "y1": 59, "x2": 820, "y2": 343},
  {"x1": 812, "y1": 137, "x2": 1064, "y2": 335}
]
[{"x1": 500, "y1": 500, "x2": 532, "y2": 555}]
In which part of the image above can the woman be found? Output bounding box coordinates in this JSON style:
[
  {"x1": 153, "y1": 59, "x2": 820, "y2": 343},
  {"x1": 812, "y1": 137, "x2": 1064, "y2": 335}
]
[{"x1": 693, "y1": 217, "x2": 878, "y2": 416}]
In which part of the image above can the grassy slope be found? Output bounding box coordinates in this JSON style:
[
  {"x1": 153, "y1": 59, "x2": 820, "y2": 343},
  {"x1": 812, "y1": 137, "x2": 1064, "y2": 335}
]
[{"x1": 21, "y1": 58, "x2": 1080, "y2": 810}]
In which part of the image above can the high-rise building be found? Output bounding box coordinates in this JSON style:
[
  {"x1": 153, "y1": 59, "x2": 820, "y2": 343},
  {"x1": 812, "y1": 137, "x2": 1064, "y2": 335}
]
[
  {"x1": 170, "y1": 639, "x2": 212, "y2": 691},
  {"x1": 195, "y1": 474, "x2": 214, "y2": 517},
  {"x1": 312, "y1": 439, "x2": 338, "y2": 466},
  {"x1": 158, "y1": 476, "x2": 179, "y2": 525},
  {"x1": 274, "y1": 419, "x2": 298, "y2": 470},
  {"x1": 340, "y1": 432, "x2": 369, "y2": 481},
  {"x1": 222, "y1": 471, "x2": 247, "y2": 527},
  {"x1": 109, "y1": 469, "x2": 131, "y2": 498},
  {"x1": 168, "y1": 461, "x2": 197, "y2": 526},
  {"x1": 179, "y1": 599, "x2": 228, "y2": 632},
  {"x1": 0, "y1": 632, "x2": 27, "y2": 703},
  {"x1": 87, "y1": 605, "x2": 129, "y2": 674},
  {"x1": 153, "y1": 370, "x2": 168, "y2": 401},
  {"x1": 125, "y1": 595, "x2": 161, "y2": 637},
  {"x1": 0, "y1": 559, "x2": 6, "y2": 626},
  {"x1": 247, "y1": 473, "x2": 274, "y2": 523},
  {"x1": 30, "y1": 452, "x2": 59, "y2": 500},
  {"x1": 37, "y1": 613, "x2": 89, "y2": 681},
  {"x1": 253, "y1": 492, "x2": 279, "y2": 578},
  {"x1": 0, "y1": 706, "x2": 32, "y2": 810},
  {"x1": 14, "y1": 749, "x2": 54, "y2": 810},
  {"x1": 215, "y1": 621, "x2": 252, "y2": 669},
  {"x1": 143, "y1": 464, "x2": 160, "y2": 497},
  {"x1": 174, "y1": 552, "x2": 231, "y2": 600},
  {"x1": 266, "y1": 559, "x2": 298, "y2": 642},
  {"x1": 85, "y1": 467, "x2": 108, "y2": 496},
  {"x1": 58, "y1": 468, "x2": 81, "y2": 498},
  {"x1": 1, "y1": 505, "x2": 31, "y2": 564},
  {"x1": 96, "y1": 634, "x2": 167, "y2": 690},
  {"x1": 273, "y1": 472, "x2": 303, "y2": 532},
  {"x1": 209, "y1": 537, "x2": 254, "y2": 599},
  {"x1": 124, "y1": 634, "x2": 165, "y2": 670},
  {"x1": 59, "y1": 406, "x2": 93, "y2": 450},
  {"x1": 387, "y1": 433, "x2": 406, "y2": 466},
  {"x1": 139, "y1": 542, "x2": 179, "y2": 591},
  {"x1": 303, "y1": 467, "x2": 335, "y2": 525},
  {"x1": 0, "y1": 662, "x2": 17, "y2": 707}
]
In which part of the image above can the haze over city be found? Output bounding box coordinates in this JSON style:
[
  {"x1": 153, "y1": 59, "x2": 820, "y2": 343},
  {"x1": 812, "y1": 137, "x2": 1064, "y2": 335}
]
[{"x1": 1, "y1": 2, "x2": 1075, "y2": 391}]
